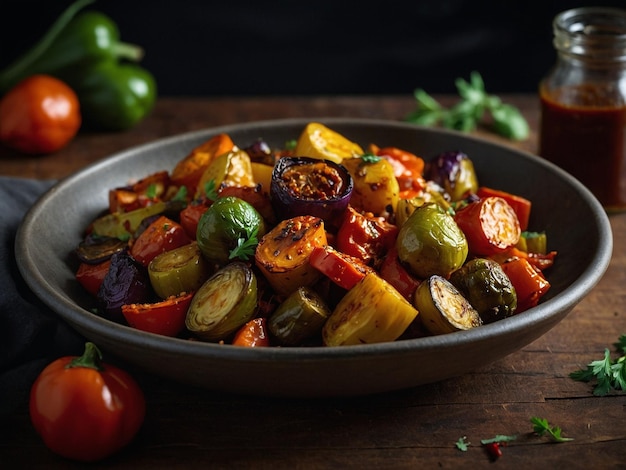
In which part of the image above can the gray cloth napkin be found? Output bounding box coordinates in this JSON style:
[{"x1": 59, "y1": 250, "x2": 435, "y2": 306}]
[{"x1": 0, "y1": 177, "x2": 84, "y2": 415}]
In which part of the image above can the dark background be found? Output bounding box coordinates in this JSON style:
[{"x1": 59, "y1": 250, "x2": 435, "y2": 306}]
[{"x1": 1, "y1": 1, "x2": 625, "y2": 97}]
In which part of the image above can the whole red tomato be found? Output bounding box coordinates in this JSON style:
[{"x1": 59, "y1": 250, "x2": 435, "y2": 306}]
[
  {"x1": 29, "y1": 342, "x2": 145, "y2": 462},
  {"x1": 0, "y1": 74, "x2": 81, "y2": 154}
]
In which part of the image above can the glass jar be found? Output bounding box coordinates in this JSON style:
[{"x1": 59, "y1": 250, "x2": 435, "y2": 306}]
[{"x1": 539, "y1": 7, "x2": 626, "y2": 212}]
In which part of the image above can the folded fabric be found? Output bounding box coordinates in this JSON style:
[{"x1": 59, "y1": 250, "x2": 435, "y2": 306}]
[{"x1": 0, "y1": 177, "x2": 84, "y2": 416}]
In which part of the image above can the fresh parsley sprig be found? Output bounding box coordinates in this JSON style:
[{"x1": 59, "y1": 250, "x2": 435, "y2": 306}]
[
  {"x1": 229, "y1": 226, "x2": 259, "y2": 261},
  {"x1": 530, "y1": 417, "x2": 573, "y2": 443},
  {"x1": 405, "y1": 71, "x2": 530, "y2": 141},
  {"x1": 569, "y1": 334, "x2": 626, "y2": 396}
]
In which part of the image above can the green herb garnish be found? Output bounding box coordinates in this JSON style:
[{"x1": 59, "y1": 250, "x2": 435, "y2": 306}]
[
  {"x1": 405, "y1": 71, "x2": 529, "y2": 141},
  {"x1": 203, "y1": 179, "x2": 219, "y2": 201},
  {"x1": 229, "y1": 226, "x2": 259, "y2": 261},
  {"x1": 360, "y1": 152, "x2": 382, "y2": 164},
  {"x1": 569, "y1": 334, "x2": 626, "y2": 396},
  {"x1": 455, "y1": 436, "x2": 469, "y2": 451},
  {"x1": 530, "y1": 417, "x2": 573, "y2": 442}
]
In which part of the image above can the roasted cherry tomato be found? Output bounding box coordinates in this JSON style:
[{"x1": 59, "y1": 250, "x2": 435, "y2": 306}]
[
  {"x1": 476, "y1": 186, "x2": 532, "y2": 231},
  {"x1": 454, "y1": 196, "x2": 521, "y2": 256},
  {"x1": 0, "y1": 74, "x2": 81, "y2": 154},
  {"x1": 29, "y1": 342, "x2": 145, "y2": 462},
  {"x1": 335, "y1": 206, "x2": 398, "y2": 265}
]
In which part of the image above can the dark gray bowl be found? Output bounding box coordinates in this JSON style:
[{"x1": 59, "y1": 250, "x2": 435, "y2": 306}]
[{"x1": 15, "y1": 118, "x2": 613, "y2": 397}]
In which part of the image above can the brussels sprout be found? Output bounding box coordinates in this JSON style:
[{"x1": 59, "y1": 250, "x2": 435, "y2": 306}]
[
  {"x1": 449, "y1": 258, "x2": 517, "y2": 324},
  {"x1": 396, "y1": 203, "x2": 468, "y2": 279},
  {"x1": 413, "y1": 275, "x2": 482, "y2": 335},
  {"x1": 425, "y1": 151, "x2": 478, "y2": 201},
  {"x1": 196, "y1": 196, "x2": 266, "y2": 266}
]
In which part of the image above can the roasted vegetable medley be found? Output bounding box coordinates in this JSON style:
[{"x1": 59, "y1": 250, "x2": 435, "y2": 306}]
[{"x1": 74, "y1": 122, "x2": 556, "y2": 346}]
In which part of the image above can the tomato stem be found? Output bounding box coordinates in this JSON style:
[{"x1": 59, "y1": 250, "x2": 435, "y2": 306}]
[{"x1": 67, "y1": 342, "x2": 105, "y2": 371}]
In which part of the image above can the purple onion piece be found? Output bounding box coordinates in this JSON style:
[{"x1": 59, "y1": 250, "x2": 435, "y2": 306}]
[
  {"x1": 270, "y1": 156, "x2": 353, "y2": 228},
  {"x1": 425, "y1": 151, "x2": 479, "y2": 202},
  {"x1": 97, "y1": 250, "x2": 151, "y2": 321}
]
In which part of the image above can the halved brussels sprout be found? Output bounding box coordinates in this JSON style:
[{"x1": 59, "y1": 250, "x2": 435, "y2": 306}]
[{"x1": 185, "y1": 262, "x2": 257, "y2": 342}]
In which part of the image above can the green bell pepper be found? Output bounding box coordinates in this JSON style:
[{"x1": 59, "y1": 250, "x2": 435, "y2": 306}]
[
  {"x1": 67, "y1": 61, "x2": 156, "y2": 131},
  {"x1": 0, "y1": 0, "x2": 157, "y2": 131}
]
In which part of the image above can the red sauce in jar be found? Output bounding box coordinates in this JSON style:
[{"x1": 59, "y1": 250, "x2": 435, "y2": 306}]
[{"x1": 539, "y1": 83, "x2": 626, "y2": 210}]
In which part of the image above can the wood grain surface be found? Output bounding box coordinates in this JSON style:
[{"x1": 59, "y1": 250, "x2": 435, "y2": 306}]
[{"x1": 1, "y1": 95, "x2": 624, "y2": 469}]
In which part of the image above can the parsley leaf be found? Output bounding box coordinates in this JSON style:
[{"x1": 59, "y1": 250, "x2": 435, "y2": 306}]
[
  {"x1": 455, "y1": 436, "x2": 469, "y2": 451},
  {"x1": 229, "y1": 226, "x2": 259, "y2": 261},
  {"x1": 405, "y1": 71, "x2": 529, "y2": 141},
  {"x1": 203, "y1": 179, "x2": 219, "y2": 201},
  {"x1": 570, "y1": 335, "x2": 626, "y2": 396},
  {"x1": 480, "y1": 434, "x2": 517, "y2": 445},
  {"x1": 530, "y1": 417, "x2": 573, "y2": 442},
  {"x1": 360, "y1": 152, "x2": 382, "y2": 164}
]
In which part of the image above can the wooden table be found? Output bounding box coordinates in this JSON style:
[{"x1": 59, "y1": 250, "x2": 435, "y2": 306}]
[{"x1": 1, "y1": 95, "x2": 624, "y2": 468}]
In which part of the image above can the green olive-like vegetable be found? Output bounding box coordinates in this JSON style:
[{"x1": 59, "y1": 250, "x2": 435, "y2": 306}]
[
  {"x1": 185, "y1": 261, "x2": 257, "y2": 341},
  {"x1": 449, "y1": 258, "x2": 517, "y2": 324},
  {"x1": 196, "y1": 196, "x2": 266, "y2": 266},
  {"x1": 148, "y1": 242, "x2": 211, "y2": 299},
  {"x1": 413, "y1": 275, "x2": 482, "y2": 335},
  {"x1": 268, "y1": 286, "x2": 331, "y2": 346},
  {"x1": 91, "y1": 201, "x2": 167, "y2": 239},
  {"x1": 396, "y1": 203, "x2": 468, "y2": 279}
]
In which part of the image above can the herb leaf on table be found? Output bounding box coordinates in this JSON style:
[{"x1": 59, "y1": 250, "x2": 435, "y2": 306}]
[{"x1": 405, "y1": 71, "x2": 530, "y2": 141}]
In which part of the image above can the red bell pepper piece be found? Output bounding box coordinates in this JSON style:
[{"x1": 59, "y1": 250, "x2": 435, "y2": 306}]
[
  {"x1": 130, "y1": 215, "x2": 191, "y2": 266},
  {"x1": 309, "y1": 245, "x2": 374, "y2": 291},
  {"x1": 121, "y1": 291, "x2": 194, "y2": 337},
  {"x1": 75, "y1": 259, "x2": 112, "y2": 296},
  {"x1": 378, "y1": 246, "x2": 421, "y2": 301},
  {"x1": 232, "y1": 317, "x2": 271, "y2": 347}
]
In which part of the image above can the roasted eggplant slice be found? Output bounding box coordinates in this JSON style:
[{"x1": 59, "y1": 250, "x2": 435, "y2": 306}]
[{"x1": 76, "y1": 234, "x2": 127, "y2": 264}]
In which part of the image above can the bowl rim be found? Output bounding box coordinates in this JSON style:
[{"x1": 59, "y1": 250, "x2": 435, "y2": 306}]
[{"x1": 15, "y1": 117, "x2": 614, "y2": 363}]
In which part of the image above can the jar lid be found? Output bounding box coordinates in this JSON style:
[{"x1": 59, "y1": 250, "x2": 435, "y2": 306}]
[{"x1": 554, "y1": 7, "x2": 626, "y2": 61}]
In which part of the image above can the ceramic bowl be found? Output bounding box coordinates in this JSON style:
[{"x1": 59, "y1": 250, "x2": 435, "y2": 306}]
[{"x1": 16, "y1": 118, "x2": 613, "y2": 397}]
